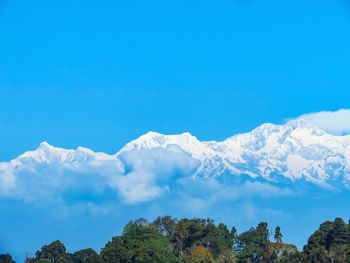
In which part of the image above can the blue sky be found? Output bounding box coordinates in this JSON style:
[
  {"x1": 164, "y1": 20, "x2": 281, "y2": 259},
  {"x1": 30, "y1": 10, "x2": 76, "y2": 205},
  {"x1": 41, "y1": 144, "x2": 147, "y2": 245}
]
[
  {"x1": 1, "y1": 0, "x2": 350, "y2": 260},
  {"x1": 1, "y1": 0, "x2": 350, "y2": 160}
]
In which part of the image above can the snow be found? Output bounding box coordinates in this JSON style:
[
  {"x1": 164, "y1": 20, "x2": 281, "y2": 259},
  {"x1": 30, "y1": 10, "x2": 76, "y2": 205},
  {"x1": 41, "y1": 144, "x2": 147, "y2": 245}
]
[
  {"x1": 115, "y1": 120, "x2": 350, "y2": 184},
  {"x1": 2, "y1": 119, "x2": 350, "y2": 188},
  {"x1": 10, "y1": 142, "x2": 117, "y2": 167}
]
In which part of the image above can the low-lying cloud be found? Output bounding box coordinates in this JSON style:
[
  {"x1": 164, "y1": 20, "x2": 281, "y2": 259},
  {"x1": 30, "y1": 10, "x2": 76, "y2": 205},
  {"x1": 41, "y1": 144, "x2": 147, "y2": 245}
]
[
  {"x1": 0, "y1": 144, "x2": 292, "y2": 212},
  {"x1": 295, "y1": 109, "x2": 350, "y2": 135},
  {"x1": 111, "y1": 146, "x2": 198, "y2": 203}
]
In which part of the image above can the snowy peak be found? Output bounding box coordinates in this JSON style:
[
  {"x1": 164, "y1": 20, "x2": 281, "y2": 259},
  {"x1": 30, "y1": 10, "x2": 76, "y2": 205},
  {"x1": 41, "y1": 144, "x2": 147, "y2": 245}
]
[
  {"x1": 119, "y1": 131, "x2": 200, "y2": 149},
  {"x1": 38, "y1": 141, "x2": 53, "y2": 148},
  {"x1": 2, "y1": 119, "x2": 350, "y2": 189},
  {"x1": 11, "y1": 142, "x2": 116, "y2": 167},
  {"x1": 15, "y1": 142, "x2": 72, "y2": 164},
  {"x1": 115, "y1": 120, "x2": 350, "y2": 184},
  {"x1": 117, "y1": 131, "x2": 214, "y2": 159}
]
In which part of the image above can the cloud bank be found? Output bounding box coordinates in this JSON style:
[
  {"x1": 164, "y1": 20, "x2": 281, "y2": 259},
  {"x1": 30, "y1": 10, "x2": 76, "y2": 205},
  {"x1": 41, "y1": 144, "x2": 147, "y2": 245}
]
[
  {"x1": 296, "y1": 109, "x2": 350, "y2": 135},
  {"x1": 0, "y1": 145, "x2": 291, "y2": 212},
  {"x1": 112, "y1": 146, "x2": 198, "y2": 203}
]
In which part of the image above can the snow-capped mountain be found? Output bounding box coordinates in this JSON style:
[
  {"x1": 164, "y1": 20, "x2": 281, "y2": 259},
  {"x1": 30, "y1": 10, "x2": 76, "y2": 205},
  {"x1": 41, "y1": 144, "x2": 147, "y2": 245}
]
[
  {"x1": 0, "y1": 142, "x2": 123, "y2": 195},
  {"x1": 116, "y1": 119, "x2": 350, "y2": 187},
  {"x1": 12, "y1": 141, "x2": 117, "y2": 166},
  {"x1": 2, "y1": 119, "x2": 350, "y2": 193}
]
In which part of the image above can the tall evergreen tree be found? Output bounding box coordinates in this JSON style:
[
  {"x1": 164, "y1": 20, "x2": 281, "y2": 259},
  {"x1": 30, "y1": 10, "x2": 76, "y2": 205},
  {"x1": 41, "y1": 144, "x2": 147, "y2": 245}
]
[{"x1": 274, "y1": 226, "x2": 283, "y2": 243}]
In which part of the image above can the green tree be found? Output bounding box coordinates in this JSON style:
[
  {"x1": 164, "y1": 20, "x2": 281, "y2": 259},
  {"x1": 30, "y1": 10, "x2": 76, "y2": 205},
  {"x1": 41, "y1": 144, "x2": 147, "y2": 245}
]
[
  {"x1": 303, "y1": 218, "x2": 350, "y2": 263},
  {"x1": 188, "y1": 245, "x2": 214, "y2": 263},
  {"x1": 72, "y1": 248, "x2": 102, "y2": 263},
  {"x1": 0, "y1": 254, "x2": 15, "y2": 263},
  {"x1": 274, "y1": 226, "x2": 283, "y2": 243},
  {"x1": 100, "y1": 236, "x2": 130, "y2": 263},
  {"x1": 235, "y1": 222, "x2": 270, "y2": 263},
  {"x1": 33, "y1": 240, "x2": 73, "y2": 263},
  {"x1": 172, "y1": 218, "x2": 235, "y2": 260},
  {"x1": 327, "y1": 218, "x2": 349, "y2": 248},
  {"x1": 217, "y1": 249, "x2": 236, "y2": 263},
  {"x1": 101, "y1": 218, "x2": 178, "y2": 263},
  {"x1": 267, "y1": 242, "x2": 298, "y2": 262},
  {"x1": 153, "y1": 215, "x2": 177, "y2": 237},
  {"x1": 329, "y1": 245, "x2": 349, "y2": 263},
  {"x1": 24, "y1": 216, "x2": 350, "y2": 263}
]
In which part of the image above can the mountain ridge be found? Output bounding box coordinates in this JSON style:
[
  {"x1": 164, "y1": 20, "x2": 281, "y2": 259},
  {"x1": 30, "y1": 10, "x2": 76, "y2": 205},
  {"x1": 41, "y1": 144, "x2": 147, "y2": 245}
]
[{"x1": 2, "y1": 119, "x2": 350, "y2": 191}]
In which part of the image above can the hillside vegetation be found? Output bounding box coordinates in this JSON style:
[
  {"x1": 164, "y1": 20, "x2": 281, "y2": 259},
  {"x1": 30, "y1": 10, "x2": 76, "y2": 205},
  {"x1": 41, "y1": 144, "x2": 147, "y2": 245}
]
[{"x1": 1, "y1": 217, "x2": 350, "y2": 263}]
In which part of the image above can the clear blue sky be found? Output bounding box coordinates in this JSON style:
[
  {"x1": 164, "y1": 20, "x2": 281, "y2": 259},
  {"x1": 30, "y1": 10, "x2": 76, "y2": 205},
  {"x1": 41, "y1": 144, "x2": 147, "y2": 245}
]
[{"x1": 1, "y1": 0, "x2": 350, "y2": 160}]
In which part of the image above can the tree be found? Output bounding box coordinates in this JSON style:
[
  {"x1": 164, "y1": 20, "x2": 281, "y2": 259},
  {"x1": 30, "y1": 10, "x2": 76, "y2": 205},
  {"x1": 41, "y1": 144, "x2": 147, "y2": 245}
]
[
  {"x1": 188, "y1": 245, "x2": 214, "y2": 263},
  {"x1": 72, "y1": 248, "x2": 102, "y2": 263},
  {"x1": 101, "y1": 218, "x2": 178, "y2": 263},
  {"x1": 235, "y1": 222, "x2": 271, "y2": 263},
  {"x1": 202, "y1": 221, "x2": 234, "y2": 258},
  {"x1": 217, "y1": 249, "x2": 236, "y2": 263},
  {"x1": 279, "y1": 250, "x2": 305, "y2": 263},
  {"x1": 33, "y1": 240, "x2": 73, "y2": 263},
  {"x1": 100, "y1": 236, "x2": 130, "y2": 263},
  {"x1": 173, "y1": 220, "x2": 188, "y2": 256},
  {"x1": 303, "y1": 218, "x2": 350, "y2": 263},
  {"x1": 0, "y1": 254, "x2": 15, "y2": 263},
  {"x1": 230, "y1": 227, "x2": 238, "y2": 243},
  {"x1": 274, "y1": 226, "x2": 282, "y2": 243},
  {"x1": 267, "y1": 242, "x2": 298, "y2": 262},
  {"x1": 328, "y1": 245, "x2": 349, "y2": 263},
  {"x1": 21, "y1": 216, "x2": 350, "y2": 263},
  {"x1": 327, "y1": 218, "x2": 349, "y2": 247},
  {"x1": 153, "y1": 216, "x2": 177, "y2": 237}
]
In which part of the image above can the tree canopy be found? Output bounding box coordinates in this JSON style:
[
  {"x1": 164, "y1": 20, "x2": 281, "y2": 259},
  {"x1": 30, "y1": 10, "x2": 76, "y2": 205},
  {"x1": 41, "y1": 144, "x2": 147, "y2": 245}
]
[{"x1": 3, "y1": 216, "x2": 350, "y2": 263}]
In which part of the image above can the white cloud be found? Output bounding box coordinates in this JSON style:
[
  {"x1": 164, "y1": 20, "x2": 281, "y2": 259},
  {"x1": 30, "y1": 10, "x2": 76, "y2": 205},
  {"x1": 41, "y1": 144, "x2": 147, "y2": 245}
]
[
  {"x1": 295, "y1": 109, "x2": 350, "y2": 135},
  {"x1": 0, "y1": 145, "x2": 199, "y2": 206},
  {"x1": 0, "y1": 144, "x2": 291, "y2": 210},
  {"x1": 177, "y1": 178, "x2": 292, "y2": 203},
  {"x1": 0, "y1": 163, "x2": 16, "y2": 194},
  {"x1": 112, "y1": 146, "x2": 199, "y2": 203}
]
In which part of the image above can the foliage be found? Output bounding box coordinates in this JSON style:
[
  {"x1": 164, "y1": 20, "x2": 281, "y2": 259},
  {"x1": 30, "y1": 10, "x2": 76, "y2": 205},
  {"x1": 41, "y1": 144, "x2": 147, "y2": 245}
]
[
  {"x1": 0, "y1": 254, "x2": 15, "y2": 263},
  {"x1": 188, "y1": 245, "x2": 214, "y2": 263},
  {"x1": 4, "y1": 216, "x2": 350, "y2": 263},
  {"x1": 216, "y1": 249, "x2": 236, "y2": 263},
  {"x1": 32, "y1": 240, "x2": 72, "y2": 263},
  {"x1": 234, "y1": 222, "x2": 270, "y2": 262},
  {"x1": 274, "y1": 226, "x2": 283, "y2": 243},
  {"x1": 101, "y1": 218, "x2": 178, "y2": 263},
  {"x1": 35, "y1": 260, "x2": 53, "y2": 263},
  {"x1": 173, "y1": 218, "x2": 234, "y2": 259},
  {"x1": 303, "y1": 217, "x2": 350, "y2": 263},
  {"x1": 72, "y1": 248, "x2": 102, "y2": 263}
]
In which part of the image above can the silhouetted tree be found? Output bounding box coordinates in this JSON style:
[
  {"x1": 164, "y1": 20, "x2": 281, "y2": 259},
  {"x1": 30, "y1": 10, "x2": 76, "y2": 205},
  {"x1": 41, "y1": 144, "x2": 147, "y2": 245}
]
[
  {"x1": 274, "y1": 226, "x2": 283, "y2": 243},
  {"x1": 0, "y1": 254, "x2": 15, "y2": 263},
  {"x1": 33, "y1": 240, "x2": 72, "y2": 263}
]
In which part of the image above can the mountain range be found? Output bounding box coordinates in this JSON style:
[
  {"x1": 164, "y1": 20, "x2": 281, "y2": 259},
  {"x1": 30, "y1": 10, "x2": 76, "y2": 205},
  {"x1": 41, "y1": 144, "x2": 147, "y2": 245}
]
[{"x1": 1, "y1": 119, "x2": 350, "y2": 200}]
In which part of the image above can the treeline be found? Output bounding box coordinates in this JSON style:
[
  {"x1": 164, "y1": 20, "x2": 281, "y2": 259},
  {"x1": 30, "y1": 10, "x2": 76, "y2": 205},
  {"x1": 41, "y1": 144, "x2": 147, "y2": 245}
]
[{"x1": 1, "y1": 216, "x2": 350, "y2": 263}]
